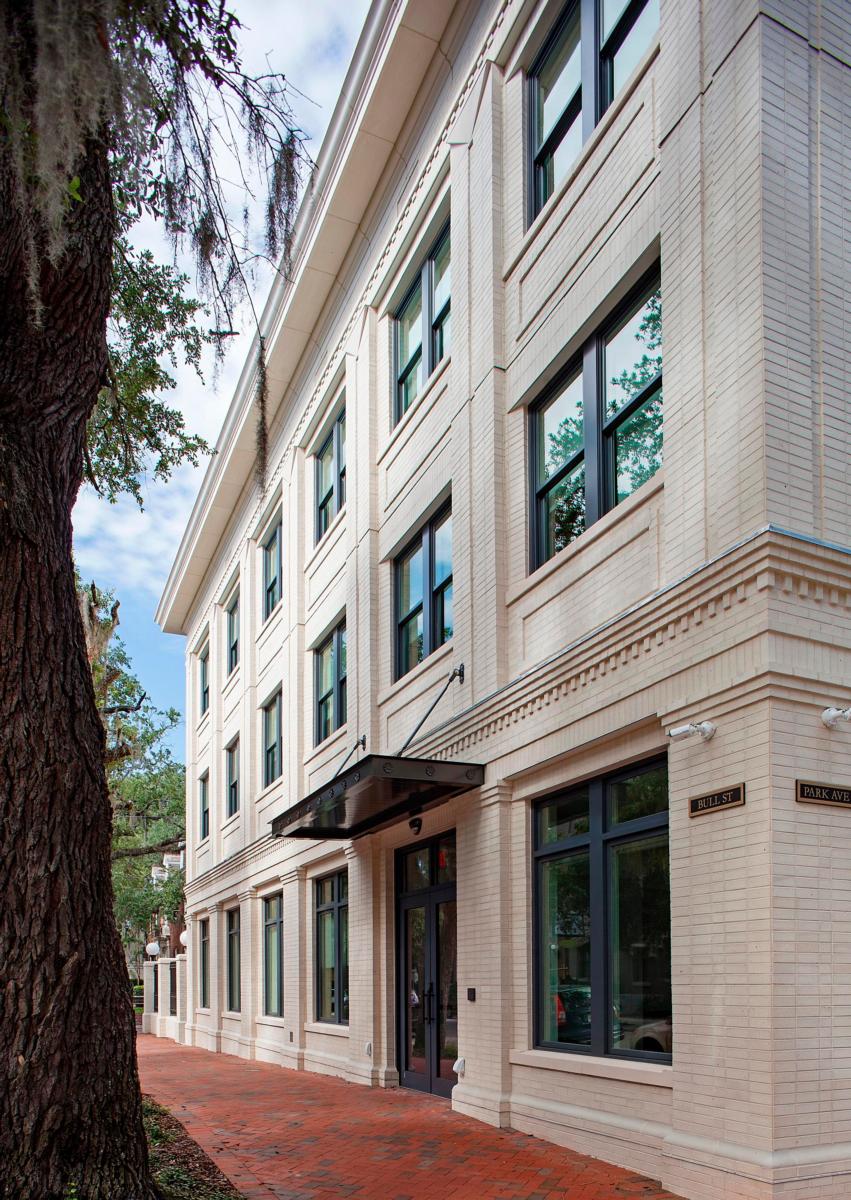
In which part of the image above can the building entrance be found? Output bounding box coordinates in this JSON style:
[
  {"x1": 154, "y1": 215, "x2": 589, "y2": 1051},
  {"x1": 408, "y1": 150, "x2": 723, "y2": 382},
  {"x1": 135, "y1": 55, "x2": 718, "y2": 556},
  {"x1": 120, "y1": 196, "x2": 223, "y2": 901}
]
[{"x1": 397, "y1": 831, "x2": 457, "y2": 1097}]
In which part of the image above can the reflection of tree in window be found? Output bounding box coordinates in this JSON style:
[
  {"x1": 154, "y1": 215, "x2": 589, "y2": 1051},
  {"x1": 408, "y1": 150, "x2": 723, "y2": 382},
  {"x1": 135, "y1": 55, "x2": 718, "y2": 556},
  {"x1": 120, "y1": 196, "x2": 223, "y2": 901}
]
[{"x1": 607, "y1": 289, "x2": 662, "y2": 502}]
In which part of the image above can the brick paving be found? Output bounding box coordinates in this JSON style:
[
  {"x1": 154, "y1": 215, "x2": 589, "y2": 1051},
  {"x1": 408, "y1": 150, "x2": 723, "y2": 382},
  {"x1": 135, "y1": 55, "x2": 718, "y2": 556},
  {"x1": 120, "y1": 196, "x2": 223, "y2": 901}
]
[{"x1": 138, "y1": 1036, "x2": 682, "y2": 1200}]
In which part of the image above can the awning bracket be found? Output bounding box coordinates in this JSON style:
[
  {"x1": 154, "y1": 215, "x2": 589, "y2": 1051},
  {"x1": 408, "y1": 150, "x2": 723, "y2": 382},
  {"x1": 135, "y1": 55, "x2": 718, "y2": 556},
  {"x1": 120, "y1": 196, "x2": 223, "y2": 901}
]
[{"x1": 397, "y1": 663, "x2": 464, "y2": 756}]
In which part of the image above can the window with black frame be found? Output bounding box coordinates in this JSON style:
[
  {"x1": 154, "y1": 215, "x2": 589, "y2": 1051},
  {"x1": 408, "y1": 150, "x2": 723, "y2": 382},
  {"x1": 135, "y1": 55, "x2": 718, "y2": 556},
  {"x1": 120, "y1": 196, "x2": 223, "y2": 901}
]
[
  {"x1": 316, "y1": 405, "x2": 346, "y2": 542},
  {"x1": 534, "y1": 759, "x2": 671, "y2": 1059},
  {"x1": 264, "y1": 893, "x2": 283, "y2": 1017},
  {"x1": 199, "y1": 645, "x2": 210, "y2": 716},
  {"x1": 531, "y1": 271, "x2": 661, "y2": 568},
  {"x1": 315, "y1": 621, "x2": 347, "y2": 745},
  {"x1": 395, "y1": 505, "x2": 453, "y2": 679},
  {"x1": 262, "y1": 518, "x2": 282, "y2": 620},
  {"x1": 315, "y1": 871, "x2": 348, "y2": 1024},
  {"x1": 529, "y1": 0, "x2": 660, "y2": 218},
  {"x1": 395, "y1": 225, "x2": 451, "y2": 423},
  {"x1": 226, "y1": 588, "x2": 240, "y2": 674},
  {"x1": 263, "y1": 690, "x2": 282, "y2": 787},
  {"x1": 199, "y1": 917, "x2": 210, "y2": 1008},
  {"x1": 199, "y1": 773, "x2": 209, "y2": 841},
  {"x1": 226, "y1": 737, "x2": 240, "y2": 818},
  {"x1": 226, "y1": 907, "x2": 241, "y2": 1013}
]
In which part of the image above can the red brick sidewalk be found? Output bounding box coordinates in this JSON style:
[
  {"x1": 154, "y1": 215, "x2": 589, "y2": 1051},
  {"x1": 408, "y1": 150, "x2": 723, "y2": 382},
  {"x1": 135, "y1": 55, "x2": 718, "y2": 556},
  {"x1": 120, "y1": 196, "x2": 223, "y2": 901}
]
[{"x1": 138, "y1": 1035, "x2": 681, "y2": 1200}]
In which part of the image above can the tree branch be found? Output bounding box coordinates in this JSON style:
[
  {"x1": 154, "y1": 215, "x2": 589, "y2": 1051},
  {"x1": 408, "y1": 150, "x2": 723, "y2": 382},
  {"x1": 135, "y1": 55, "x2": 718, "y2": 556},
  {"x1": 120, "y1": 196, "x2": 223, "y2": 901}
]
[
  {"x1": 111, "y1": 835, "x2": 183, "y2": 862},
  {"x1": 102, "y1": 691, "x2": 147, "y2": 716}
]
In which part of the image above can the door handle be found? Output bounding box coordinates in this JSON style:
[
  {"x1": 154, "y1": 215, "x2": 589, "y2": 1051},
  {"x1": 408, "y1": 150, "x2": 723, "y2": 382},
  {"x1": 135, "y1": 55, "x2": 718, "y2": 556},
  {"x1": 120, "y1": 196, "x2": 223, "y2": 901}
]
[{"x1": 424, "y1": 982, "x2": 435, "y2": 1025}]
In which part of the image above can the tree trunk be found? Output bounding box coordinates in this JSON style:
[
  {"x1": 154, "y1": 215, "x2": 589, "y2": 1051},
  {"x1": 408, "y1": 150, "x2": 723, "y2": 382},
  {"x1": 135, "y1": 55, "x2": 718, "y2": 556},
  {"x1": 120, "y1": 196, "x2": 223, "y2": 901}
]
[{"x1": 0, "y1": 69, "x2": 157, "y2": 1200}]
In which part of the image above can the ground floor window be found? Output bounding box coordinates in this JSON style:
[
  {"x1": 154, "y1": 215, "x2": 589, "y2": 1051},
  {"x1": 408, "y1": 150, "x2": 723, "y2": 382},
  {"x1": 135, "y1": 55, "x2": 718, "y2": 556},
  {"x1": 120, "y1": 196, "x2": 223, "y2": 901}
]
[
  {"x1": 534, "y1": 759, "x2": 671, "y2": 1059},
  {"x1": 226, "y1": 907, "x2": 241, "y2": 1013},
  {"x1": 264, "y1": 893, "x2": 283, "y2": 1017},
  {"x1": 199, "y1": 917, "x2": 210, "y2": 1009},
  {"x1": 315, "y1": 870, "x2": 348, "y2": 1024}
]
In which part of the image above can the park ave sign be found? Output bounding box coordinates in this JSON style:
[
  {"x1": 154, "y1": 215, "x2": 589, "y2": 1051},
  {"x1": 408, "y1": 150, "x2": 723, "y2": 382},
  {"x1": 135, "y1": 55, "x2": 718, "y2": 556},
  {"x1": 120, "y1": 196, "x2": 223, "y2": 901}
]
[{"x1": 796, "y1": 780, "x2": 851, "y2": 808}]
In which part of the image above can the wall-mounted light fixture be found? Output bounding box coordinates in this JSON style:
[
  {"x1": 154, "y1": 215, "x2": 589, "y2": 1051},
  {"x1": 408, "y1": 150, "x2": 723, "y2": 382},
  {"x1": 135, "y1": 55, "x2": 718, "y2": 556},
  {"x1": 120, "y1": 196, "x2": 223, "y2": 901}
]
[
  {"x1": 822, "y1": 706, "x2": 851, "y2": 730},
  {"x1": 667, "y1": 721, "x2": 716, "y2": 742}
]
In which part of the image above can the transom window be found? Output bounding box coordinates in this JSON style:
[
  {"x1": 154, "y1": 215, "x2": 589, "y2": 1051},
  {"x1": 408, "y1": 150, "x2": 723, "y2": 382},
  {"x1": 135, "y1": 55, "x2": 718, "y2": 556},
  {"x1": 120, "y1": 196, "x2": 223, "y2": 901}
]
[
  {"x1": 315, "y1": 870, "x2": 348, "y2": 1025},
  {"x1": 263, "y1": 690, "x2": 282, "y2": 787},
  {"x1": 226, "y1": 589, "x2": 240, "y2": 675},
  {"x1": 530, "y1": 0, "x2": 660, "y2": 217},
  {"x1": 226, "y1": 907, "x2": 241, "y2": 1013},
  {"x1": 395, "y1": 225, "x2": 451, "y2": 423},
  {"x1": 263, "y1": 893, "x2": 283, "y2": 1017},
  {"x1": 531, "y1": 271, "x2": 661, "y2": 569},
  {"x1": 199, "y1": 772, "x2": 209, "y2": 841},
  {"x1": 199, "y1": 645, "x2": 210, "y2": 716},
  {"x1": 262, "y1": 518, "x2": 282, "y2": 620},
  {"x1": 315, "y1": 621, "x2": 347, "y2": 745},
  {"x1": 226, "y1": 737, "x2": 240, "y2": 818},
  {"x1": 534, "y1": 759, "x2": 671, "y2": 1060},
  {"x1": 395, "y1": 505, "x2": 453, "y2": 680},
  {"x1": 316, "y1": 405, "x2": 346, "y2": 542}
]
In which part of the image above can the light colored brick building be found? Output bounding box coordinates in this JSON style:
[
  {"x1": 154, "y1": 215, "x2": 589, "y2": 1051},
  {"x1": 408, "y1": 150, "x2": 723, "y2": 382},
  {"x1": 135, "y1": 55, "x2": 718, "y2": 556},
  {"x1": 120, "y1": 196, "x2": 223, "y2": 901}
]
[{"x1": 152, "y1": 1, "x2": 851, "y2": 1196}]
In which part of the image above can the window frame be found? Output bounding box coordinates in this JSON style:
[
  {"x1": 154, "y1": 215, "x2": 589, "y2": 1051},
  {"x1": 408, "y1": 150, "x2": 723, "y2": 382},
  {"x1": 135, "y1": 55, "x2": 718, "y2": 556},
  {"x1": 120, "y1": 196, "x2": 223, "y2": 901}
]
[
  {"x1": 225, "y1": 737, "x2": 240, "y2": 818},
  {"x1": 528, "y1": 0, "x2": 659, "y2": 220},
  {"x1": 199, "y1": 917, "x2": 210, "y2": 1009},
  {"x1": 529, "y1": 266, "x2": 661, "y2": 571},
  {"x1": 315, "y1": 404, "x2": 346, "y2": 544},
  {"x1": 394, "y1": 503, "x2": 453, "y2": 681},
  {"x1": 314, "y1": 870, "x2": 349, "y2": 1026},
  {"x1": 199, "y1": 772, "x2": 209, "y2": 842},
  {"x1": 532, "y1": 756, "x2": 671, "y2": 1063},
  {"x1": 314, "y1": 621, "x2": 347, "y2": 746},
  {"x1": 394, "y1": 223, "x2": 451, "y2": 425},
  {"x1": 199, "y1": 645, "x2": 210, "y2": 717},
  {"x1": 263, "y1": 892, "x2": 284, "y2": 1017},
  {"x1": 262, "y1": 690, "x2": 283, "y2": 788},
  {"x1": 226, "y1": 588, "x2": 240, "y2": 675},
  {"x1": 226, "y1": 907, "x2": 241, "y2": 1013},
  {"x1": 262, "y1": 518, "x2": 282, "y2": 621}
]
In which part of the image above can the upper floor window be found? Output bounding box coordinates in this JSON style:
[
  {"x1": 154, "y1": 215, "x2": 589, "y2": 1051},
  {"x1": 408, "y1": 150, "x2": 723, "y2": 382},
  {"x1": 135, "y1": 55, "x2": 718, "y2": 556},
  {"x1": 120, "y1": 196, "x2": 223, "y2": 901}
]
[
  {"x1": 226, "y1": 589, "x2": 240, "y2": 675},
  {"x1": 226, "y1": 907, "x2": 241, "y2": 1013},
  {"x1": 395, "y1": 225, "x2": 451, "y2": 423},
  {"x1": 199, "y1": 772, "x2": 209, "y2": 841},
  {"x1": 263, "y1": 690, "x2": 282, "y2": 787},
  {"x1": 263, "y1": 518, "x2": 282, "y2": 620},
  {"x1": 395, "y1": 505, "x2": 453, "y2": 680},
  {"x1": 531, "y1": 271, "x2": 661, "y2": 569},
  {"x1": 226, "y1": 737, "x2": 240, "y2": 818},
  {"x1": 530, "y1": 0, "x2": 659, "y2": 217},
  {"x1": 315, "y1": 621, "x2": 347, "y2": 745},
  {"x1": 315, "y1": 870, "x2": 348, "y2": 1025},
  {"x1": 199, "y1": 645, "x2": 210, "y2": 716},
  {"x1": 534, "y1": 759, "x2": 671, "y2": 1060},
  {"x1": 316, "y1": 405, "x2": 346, "y2": 543}
]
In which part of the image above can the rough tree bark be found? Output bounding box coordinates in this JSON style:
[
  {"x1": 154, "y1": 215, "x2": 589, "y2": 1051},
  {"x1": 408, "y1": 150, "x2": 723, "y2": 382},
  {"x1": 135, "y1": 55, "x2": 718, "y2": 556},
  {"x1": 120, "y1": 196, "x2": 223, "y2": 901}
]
[{"x1": 0, "y1": 83, "x2": 158, "y2": 1200}]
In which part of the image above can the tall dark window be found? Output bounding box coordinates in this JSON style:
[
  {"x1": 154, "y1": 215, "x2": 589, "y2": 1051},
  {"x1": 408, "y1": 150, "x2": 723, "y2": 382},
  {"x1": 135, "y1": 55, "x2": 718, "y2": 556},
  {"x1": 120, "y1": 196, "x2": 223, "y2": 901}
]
[
  {"x1": 263, "y1": 690, "x2": 282, "y2": 787},
  {"x1": 395, "y1": 505, "x2": 453, "y2": 679},
  {"x1": 199, "y1": 773, "x2": 209, "y2": 841},
  {"x1": 315, "y1": 622, "x2": 347, "y2": 745},
  {"x1": 226, "y1": 907, "x2": 241, "y2": 1013},
  {"x1": 395, "y1": 225, "x2": 451, "y2": 423},
  {"x1": 263, "y1": 518, "x2": 282, "y2": 620},
  {"x1": 316, "y1": 406, "x2": 346, "y2": 542},
  {"x1": 226, "y1": 738, "x2": 240, "y2": 818},
  {"x1": 534, "y1": 759, "x2": 671, "y2": 1060},
  {"x1": 199, "y1": 917, "x2": 210, "y2": 1008},
  {"x1": 263, "y1": 893, "x2": 284, "y2": 1017},
  {"x1": 315, "y1": 870, "x2": 348, "y2": 1024},
  {"x1": 531, "y1": 271, "x2": 661, "y2": 569},
  {"x1": 227, "y1": 589, "x2": 240, "y2": 674},
  {"x1": 199, "y1": 645, "x2": 210, "y2": 716},
  {"x1": 530, "y1": 0, "x2": 659, "y2": 217}
]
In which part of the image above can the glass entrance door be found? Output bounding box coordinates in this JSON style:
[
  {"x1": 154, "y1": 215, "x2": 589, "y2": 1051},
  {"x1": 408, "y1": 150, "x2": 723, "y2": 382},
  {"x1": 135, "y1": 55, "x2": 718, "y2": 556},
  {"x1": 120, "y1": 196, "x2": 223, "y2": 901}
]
[{"x1": 398, "y1": 833, "x2": 457, "y2": 1097}]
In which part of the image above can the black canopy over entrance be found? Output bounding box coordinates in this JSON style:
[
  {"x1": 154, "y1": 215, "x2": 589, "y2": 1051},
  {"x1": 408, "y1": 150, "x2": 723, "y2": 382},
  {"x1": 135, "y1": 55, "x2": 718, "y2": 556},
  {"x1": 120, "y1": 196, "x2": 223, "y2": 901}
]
[{"x1": 270, "y1": 754, "x2": 484, "y2": 841}]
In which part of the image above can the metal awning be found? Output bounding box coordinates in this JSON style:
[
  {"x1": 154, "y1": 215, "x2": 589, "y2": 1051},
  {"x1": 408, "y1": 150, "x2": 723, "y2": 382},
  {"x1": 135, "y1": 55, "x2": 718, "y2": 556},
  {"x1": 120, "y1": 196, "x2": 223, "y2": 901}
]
[{"x1": 270, "y1": 753, "x2": 485, "y2": 841}]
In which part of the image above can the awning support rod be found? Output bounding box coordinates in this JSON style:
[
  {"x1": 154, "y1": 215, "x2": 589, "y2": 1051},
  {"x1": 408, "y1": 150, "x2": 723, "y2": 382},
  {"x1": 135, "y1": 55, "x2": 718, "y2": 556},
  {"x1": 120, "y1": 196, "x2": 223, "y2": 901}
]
[
  {"x1": 397, "y1": 664, "x2": 464, "y2": 756},
  {"x1": 331, "y1": 733, "x2": 366, "y2": 781}
]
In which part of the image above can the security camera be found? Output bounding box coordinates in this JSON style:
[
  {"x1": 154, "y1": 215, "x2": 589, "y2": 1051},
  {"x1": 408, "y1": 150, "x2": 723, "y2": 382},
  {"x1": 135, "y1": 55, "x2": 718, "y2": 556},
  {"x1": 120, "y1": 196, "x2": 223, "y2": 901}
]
[
  {"x1": 667, "y1": 721, "x2": 716, "y2": 742},
  {"x1": 408, "y1": 817, "x2": 423, "y2": 835}
]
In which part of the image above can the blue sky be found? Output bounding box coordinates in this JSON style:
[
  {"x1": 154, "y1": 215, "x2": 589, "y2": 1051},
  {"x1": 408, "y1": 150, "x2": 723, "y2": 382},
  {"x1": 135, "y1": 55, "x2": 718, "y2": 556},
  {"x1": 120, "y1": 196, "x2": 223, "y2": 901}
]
[{"x1": 72, "y1": 0, "x2": 371, "y2": 758}]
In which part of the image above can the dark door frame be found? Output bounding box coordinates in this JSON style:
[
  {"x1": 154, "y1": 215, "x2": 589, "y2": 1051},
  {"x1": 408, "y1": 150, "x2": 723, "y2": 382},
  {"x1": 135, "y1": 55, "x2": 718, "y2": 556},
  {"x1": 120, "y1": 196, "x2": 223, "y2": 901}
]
[{"x1": 395, "y1": 831, "x2": 457, "y2": 1098}]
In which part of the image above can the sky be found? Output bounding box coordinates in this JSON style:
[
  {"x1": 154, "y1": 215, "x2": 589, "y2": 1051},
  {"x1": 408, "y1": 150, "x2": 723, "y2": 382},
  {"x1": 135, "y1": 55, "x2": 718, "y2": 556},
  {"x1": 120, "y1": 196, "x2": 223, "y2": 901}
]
[{"x1": 72, "y1": 0, "x2": 371, "y2": 758}]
